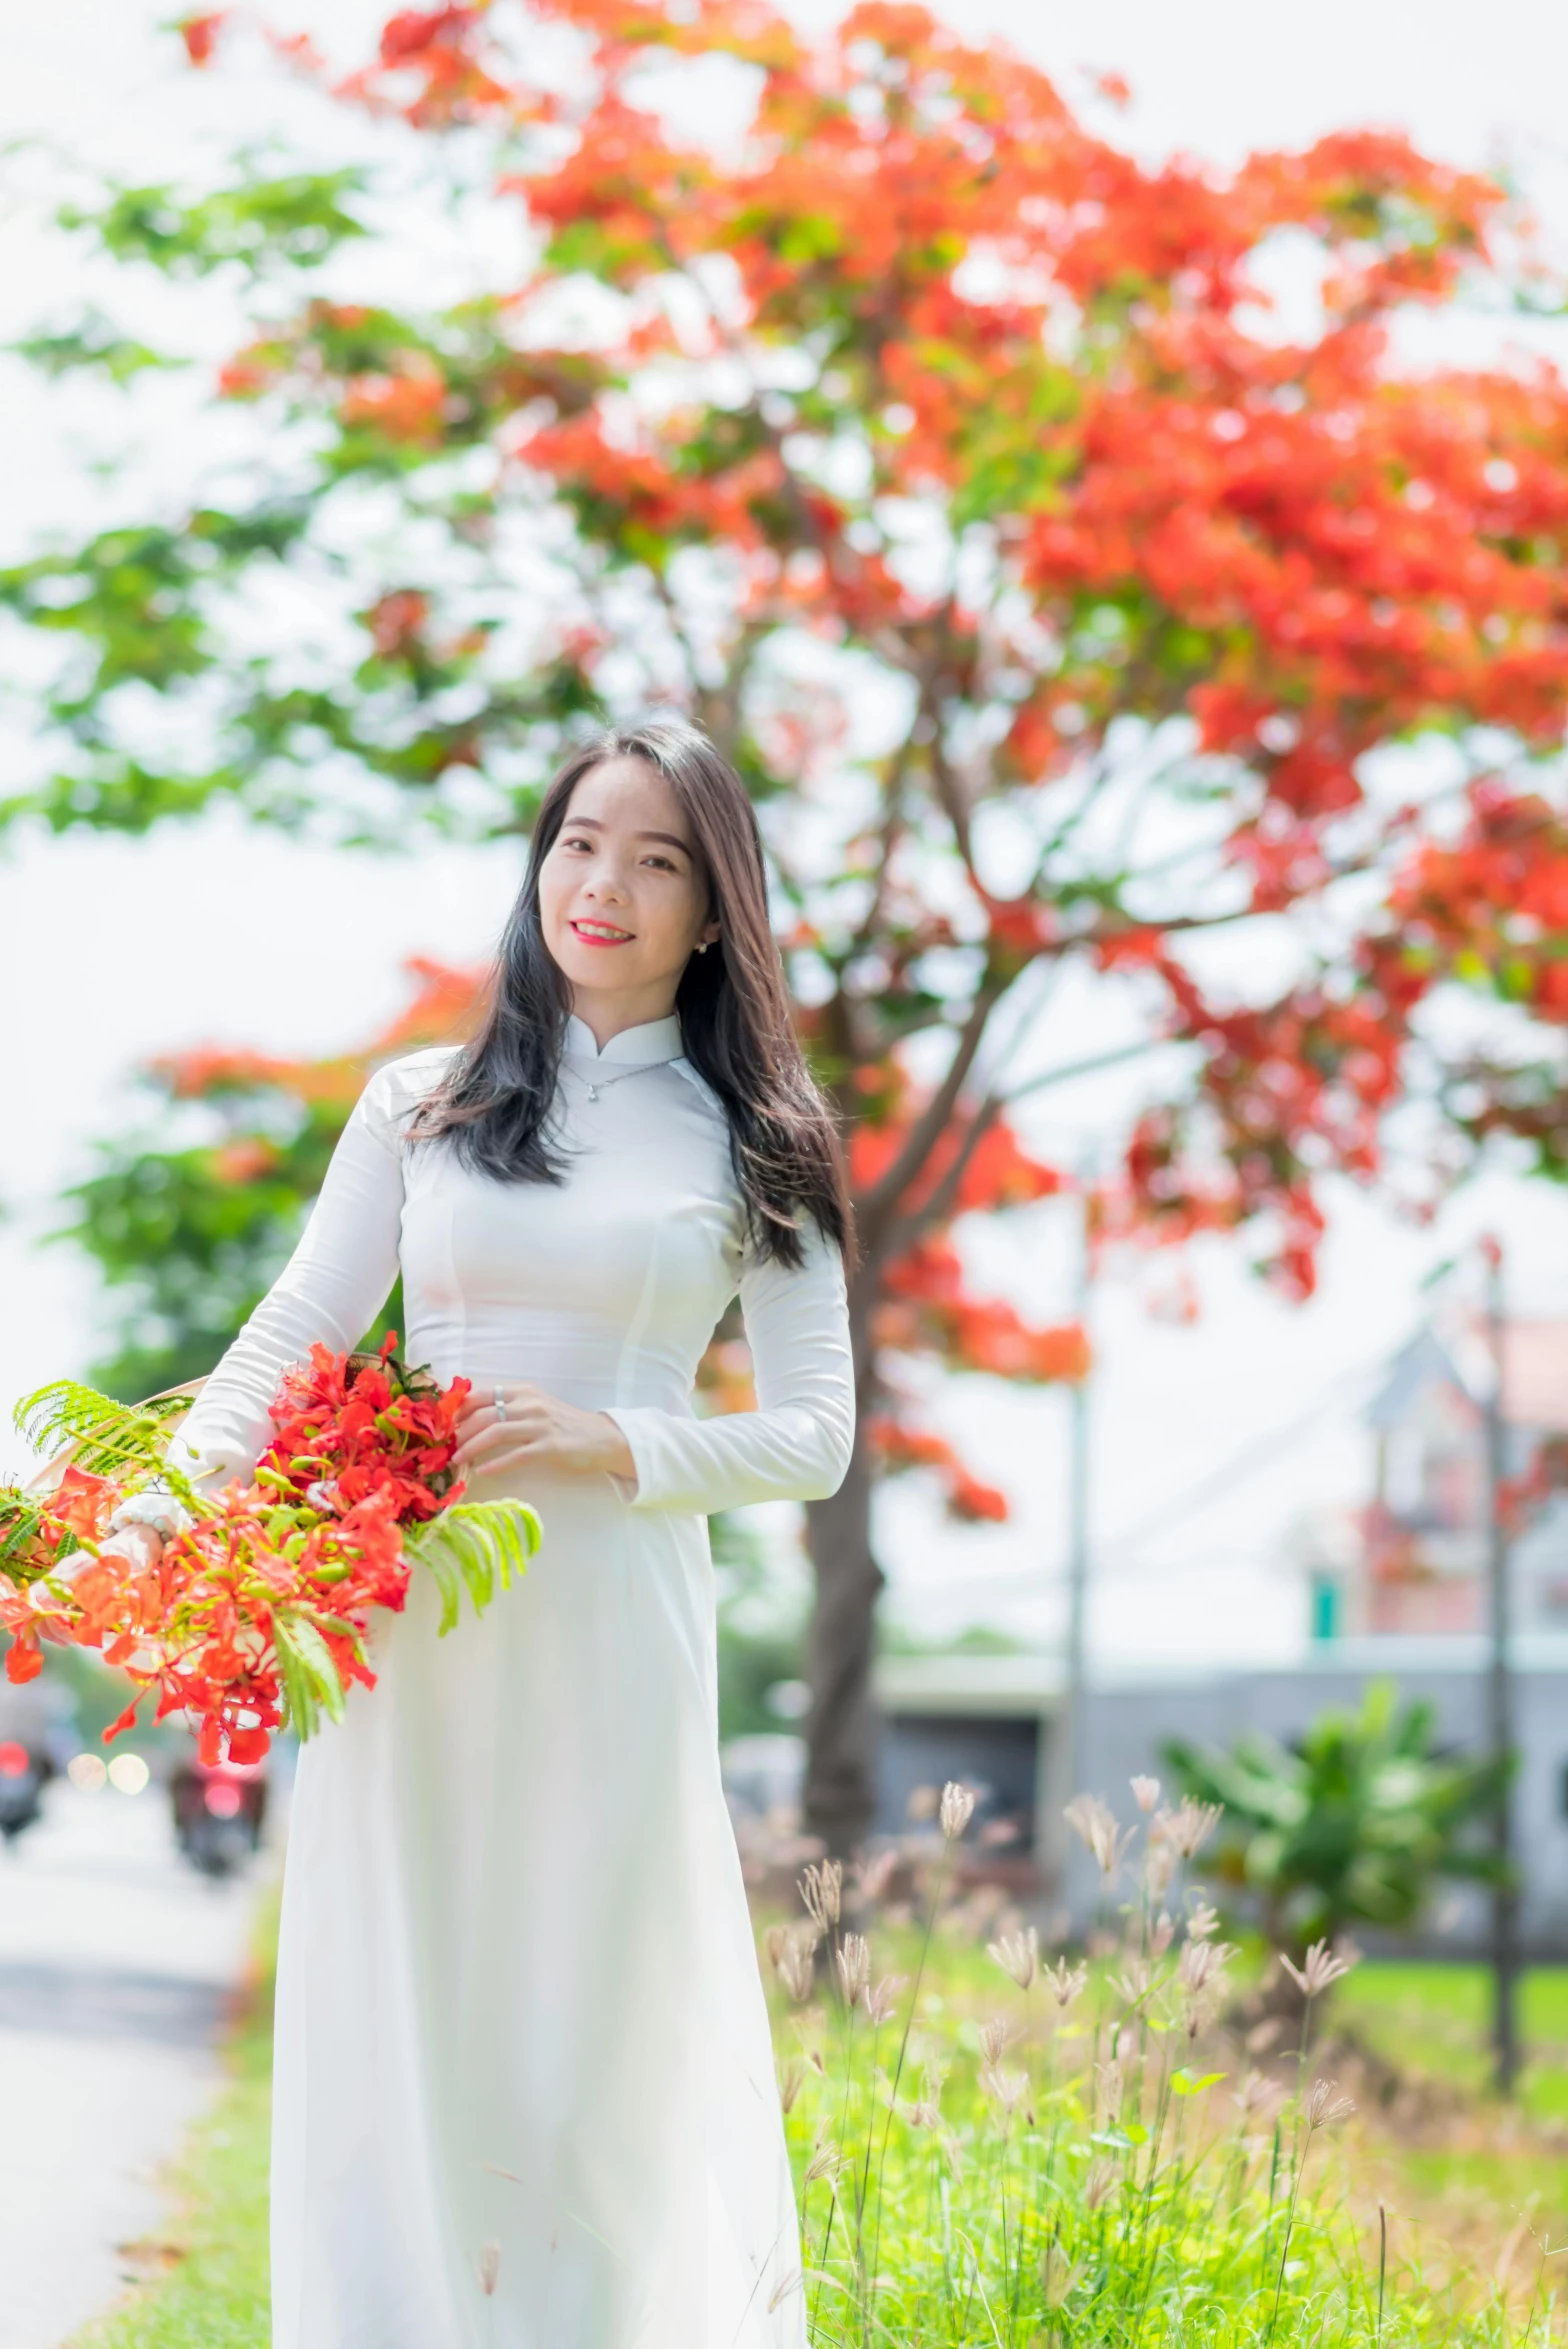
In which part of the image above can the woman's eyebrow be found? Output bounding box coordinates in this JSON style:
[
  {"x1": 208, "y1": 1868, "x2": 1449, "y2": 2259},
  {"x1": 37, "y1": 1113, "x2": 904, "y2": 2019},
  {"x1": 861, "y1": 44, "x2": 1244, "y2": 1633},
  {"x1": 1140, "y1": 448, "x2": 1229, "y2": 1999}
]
[{"x1": 566, "y1": 815, "x2": 692, "y2": 852}]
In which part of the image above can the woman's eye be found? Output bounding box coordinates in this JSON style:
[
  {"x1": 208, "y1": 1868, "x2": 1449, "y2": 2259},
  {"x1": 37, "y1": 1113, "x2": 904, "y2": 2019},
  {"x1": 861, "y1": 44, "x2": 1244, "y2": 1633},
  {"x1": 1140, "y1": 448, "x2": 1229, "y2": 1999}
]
[{"x1": 644, "y1": 854, "x2": 678, "y2": 872}]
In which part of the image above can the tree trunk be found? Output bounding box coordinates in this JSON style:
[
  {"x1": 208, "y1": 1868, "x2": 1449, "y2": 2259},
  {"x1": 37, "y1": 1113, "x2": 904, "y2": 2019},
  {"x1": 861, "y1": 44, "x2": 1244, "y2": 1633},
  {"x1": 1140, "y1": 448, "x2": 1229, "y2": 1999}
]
[{"x1": 802, "y1": 1432, "x2": 885, "y2": 1855}]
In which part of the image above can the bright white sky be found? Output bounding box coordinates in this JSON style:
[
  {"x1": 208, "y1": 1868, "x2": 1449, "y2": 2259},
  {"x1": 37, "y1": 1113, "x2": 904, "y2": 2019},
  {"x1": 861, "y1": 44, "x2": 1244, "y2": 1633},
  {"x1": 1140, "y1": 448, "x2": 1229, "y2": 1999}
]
[{"x1": 5, "y1": 0, "x2": 1568, "y2": 1673}]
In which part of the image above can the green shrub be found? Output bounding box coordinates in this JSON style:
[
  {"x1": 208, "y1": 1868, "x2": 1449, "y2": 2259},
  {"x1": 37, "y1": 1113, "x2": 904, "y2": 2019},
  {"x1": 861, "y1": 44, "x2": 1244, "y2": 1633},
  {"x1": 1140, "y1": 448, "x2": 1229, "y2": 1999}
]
[{"x1": 1163, "y1": 1681, "x2": 1505, "y2": 1955}]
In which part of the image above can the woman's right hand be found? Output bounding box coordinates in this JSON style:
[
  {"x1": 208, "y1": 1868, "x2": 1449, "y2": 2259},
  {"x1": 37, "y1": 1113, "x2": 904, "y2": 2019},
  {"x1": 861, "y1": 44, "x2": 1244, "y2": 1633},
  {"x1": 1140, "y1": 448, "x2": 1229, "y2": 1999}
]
[
  {"x1": 49, "y1": 1520, "x2": 165, "y2": 1590},
  {"x1": 100, "y1": 1523, "x2": 167, "y2": 1575}
]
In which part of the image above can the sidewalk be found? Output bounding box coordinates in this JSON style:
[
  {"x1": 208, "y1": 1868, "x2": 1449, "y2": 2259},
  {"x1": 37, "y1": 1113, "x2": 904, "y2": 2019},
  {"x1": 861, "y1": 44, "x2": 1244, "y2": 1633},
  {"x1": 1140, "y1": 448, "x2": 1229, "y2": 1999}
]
[{"x1": 0, "y1": 1774, "x2": 260, "y2": 2349}]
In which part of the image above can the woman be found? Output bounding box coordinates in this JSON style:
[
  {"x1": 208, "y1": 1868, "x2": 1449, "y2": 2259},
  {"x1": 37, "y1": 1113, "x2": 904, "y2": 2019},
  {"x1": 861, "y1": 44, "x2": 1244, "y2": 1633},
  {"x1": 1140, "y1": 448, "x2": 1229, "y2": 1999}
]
[{"x1": 111, "y1": 720, "x2": 855, "y2": 2348}]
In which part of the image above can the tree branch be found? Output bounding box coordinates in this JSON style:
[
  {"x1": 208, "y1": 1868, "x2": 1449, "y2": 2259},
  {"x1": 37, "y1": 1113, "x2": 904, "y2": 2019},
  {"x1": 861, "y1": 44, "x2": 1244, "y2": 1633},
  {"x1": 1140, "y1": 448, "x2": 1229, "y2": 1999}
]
[
  {"x1": 879, "y1": 1035, "x2": 1168, "y2": 1261},
  {"x1": 879, "y1": 1088, "x2": 1005, "y2": 1263},
  {"x1": 648, "y1": 567, "x2": 702, "y2": 701},
  {"x1": 919, "y1": 613, "x2": 982, "y2": 880},
  {"x1": 856, "y1": 983, "x2": 1001, "y2": 1253},
  {"x1": 844, "y1": 740, "x2": 916, "y2": 964},
  {"x1": 999, "y1": 1035, "x2": 1165, "y2": 1106}
]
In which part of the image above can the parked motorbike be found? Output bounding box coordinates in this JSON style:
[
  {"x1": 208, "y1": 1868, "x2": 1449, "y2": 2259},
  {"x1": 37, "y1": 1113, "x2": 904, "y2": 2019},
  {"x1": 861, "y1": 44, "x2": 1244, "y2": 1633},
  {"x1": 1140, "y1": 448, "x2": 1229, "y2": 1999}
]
[
  {"x1": 0, "y1": 1737, "x2": 52, "y2": 1840},
  {"x1": 0, "y1": 1677, "x2": 76, "y2": 1844},
  {"x1": 171, "y1": 1753, "x2": 269, "y2": 1876}
]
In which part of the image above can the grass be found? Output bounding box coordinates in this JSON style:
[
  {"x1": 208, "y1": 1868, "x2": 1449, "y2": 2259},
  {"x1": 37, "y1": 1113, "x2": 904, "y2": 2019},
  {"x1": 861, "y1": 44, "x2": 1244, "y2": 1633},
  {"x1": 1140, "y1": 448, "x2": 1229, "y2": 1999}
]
[
  {"x1": 1330, "y1": 1961, "x2": 1568, "y2": 2241},
  {"x1": 1337, "y1": 1963, "x2": 1568, "y2": 2125},
  {"x1": 69, "y1": 1844, "x2": 1568, "y2": 2348},
  {"x1": 764, "y1": 1840, "x2": 1553, "y2": 2348}
]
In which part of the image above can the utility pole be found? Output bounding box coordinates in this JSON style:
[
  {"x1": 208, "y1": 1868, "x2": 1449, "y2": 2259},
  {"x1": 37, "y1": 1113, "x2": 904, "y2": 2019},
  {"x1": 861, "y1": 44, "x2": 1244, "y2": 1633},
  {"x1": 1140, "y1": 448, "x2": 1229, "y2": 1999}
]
[
  {"x1": 1062, "y1": 1170, "x2": 1093, "y2": 1824},
  {"x1": 1481, "y1": 1233, "x2": 1519, "y2": 2096}
]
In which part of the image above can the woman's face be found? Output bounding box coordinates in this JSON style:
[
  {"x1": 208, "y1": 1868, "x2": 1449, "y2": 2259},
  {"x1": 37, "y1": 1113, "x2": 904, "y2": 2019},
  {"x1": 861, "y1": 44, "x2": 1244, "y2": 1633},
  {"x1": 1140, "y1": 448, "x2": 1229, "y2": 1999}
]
[{"x1": 537, "y1": 755, "x2": 719, "y2": 1030}]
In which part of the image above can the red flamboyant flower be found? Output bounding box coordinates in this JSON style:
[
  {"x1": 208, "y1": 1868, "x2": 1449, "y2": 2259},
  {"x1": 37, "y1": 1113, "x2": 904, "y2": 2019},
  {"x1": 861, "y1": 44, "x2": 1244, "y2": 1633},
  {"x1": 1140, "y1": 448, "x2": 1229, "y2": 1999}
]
[
  {"x1": 0, "y1": 1339, "x2": 504, "y2": 1758},
  {"x1": 177, "y1": 12, "x2": 226, "y2": 66}
]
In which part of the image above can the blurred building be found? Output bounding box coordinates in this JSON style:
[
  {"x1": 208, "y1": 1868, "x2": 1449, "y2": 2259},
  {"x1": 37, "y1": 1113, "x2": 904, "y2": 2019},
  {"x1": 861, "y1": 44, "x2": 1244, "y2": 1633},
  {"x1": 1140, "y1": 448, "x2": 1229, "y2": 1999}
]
[
  {"x1": 719, "y1": 1314, "x2": 1568, "y2": 1948},
  {"x1": 723, "y1": 1645, "x2": 1568, "y2": 1948},
  {"x1": 1075, "y1": 1638, "x2": 1568, "y2": 1951},
  {"x1": 860, "y1": 1640, "x2": 1568, "y2": 1951},
  {"x1": 1305, "y1": 1318, "x2": 1568, "y2": 1641}
]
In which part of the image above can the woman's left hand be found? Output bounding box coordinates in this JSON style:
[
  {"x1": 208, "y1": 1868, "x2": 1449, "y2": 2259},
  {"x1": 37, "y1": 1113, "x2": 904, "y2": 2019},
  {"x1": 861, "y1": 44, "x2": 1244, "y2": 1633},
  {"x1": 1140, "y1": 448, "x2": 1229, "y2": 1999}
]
[{"x1": 452, "y1": 1381, "x2": 636, "y2": 1486}]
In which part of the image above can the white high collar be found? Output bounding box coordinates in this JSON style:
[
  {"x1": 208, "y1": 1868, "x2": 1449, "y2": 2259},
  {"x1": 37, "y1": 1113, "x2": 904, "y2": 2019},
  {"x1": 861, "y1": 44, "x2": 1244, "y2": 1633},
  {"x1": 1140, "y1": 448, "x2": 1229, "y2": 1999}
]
[{"x1": 563, "y1": 1011, "x2": 684, "y2": 1067}]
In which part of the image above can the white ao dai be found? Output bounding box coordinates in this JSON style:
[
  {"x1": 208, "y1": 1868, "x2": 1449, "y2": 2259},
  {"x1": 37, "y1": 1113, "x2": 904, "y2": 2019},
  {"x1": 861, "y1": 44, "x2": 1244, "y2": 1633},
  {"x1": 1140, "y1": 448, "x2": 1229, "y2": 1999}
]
[{"x1": 169, "y1": 1013, "x2": 854, "y2": 2349}]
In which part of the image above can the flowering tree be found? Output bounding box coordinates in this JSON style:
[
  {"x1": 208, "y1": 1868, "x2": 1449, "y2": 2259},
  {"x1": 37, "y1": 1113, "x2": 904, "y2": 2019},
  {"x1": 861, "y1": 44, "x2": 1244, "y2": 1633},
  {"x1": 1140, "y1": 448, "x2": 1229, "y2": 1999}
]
[
  {"x1": 58, "y1": 961, "x2": 485, "y2": 1400},
  {"x1": 13, "y1": 1, "x2": 1568, "y2": 1842}
]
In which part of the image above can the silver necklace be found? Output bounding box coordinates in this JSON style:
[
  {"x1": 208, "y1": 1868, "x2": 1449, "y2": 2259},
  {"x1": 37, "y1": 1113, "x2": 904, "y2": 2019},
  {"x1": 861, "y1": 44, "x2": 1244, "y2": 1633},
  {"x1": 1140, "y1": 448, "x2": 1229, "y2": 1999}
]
[{"x1": 565, "y1": 1058, "x2": 669, "y2": 1104}]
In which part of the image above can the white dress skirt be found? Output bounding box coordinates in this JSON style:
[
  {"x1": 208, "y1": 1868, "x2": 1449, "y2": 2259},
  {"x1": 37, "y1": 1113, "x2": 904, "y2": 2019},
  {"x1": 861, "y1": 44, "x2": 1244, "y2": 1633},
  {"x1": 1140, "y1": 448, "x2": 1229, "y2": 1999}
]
[{"x1": 168, "y1": 1012, "x2": 855, "y2": 2349}]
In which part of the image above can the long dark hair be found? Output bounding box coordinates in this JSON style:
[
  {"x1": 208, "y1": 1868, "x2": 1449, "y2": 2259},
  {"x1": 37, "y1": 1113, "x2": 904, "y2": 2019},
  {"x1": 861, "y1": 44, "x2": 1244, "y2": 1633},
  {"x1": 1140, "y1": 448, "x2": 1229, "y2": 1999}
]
[{"x1": 410, "y1": 720, "x2": 853, "y2": 1268}]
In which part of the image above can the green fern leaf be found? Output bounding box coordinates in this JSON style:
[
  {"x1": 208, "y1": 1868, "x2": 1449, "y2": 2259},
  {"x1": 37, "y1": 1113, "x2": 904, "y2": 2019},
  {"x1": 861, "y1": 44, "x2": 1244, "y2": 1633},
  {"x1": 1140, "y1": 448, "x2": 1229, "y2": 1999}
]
[
  {"x1": 405, "y1": 1499, "x2": 540, "y2": 1635},
  {"x1": 0, "y1": 1485, "x2": 56, "y2": 1575},
  {"x1": 419, "y1": 1541, "x2": 464, "y2": 1637},
  {"x1": 274, "y1": 1614, "x2": 348, "y2": 1738},
  {"x1": 272, "y1": 1620, "x2": 317, "y2": 1741},
  {"x1": 13, "y1": 1379, "x2": 202, "y2": 1509}
]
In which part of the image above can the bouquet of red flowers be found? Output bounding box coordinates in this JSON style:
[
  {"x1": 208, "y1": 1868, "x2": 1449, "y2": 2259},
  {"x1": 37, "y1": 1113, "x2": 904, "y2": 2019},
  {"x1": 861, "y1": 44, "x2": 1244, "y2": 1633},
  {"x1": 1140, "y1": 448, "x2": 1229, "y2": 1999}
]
[{"x1": 0, "y1": 1337, "x2": 538, "y2": 1763}]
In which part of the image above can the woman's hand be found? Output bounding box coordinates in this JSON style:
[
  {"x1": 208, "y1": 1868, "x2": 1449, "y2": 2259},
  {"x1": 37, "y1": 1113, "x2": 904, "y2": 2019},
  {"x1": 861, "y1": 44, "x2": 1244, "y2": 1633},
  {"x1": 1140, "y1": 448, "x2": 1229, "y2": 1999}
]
[
  {"x1": 104, "y1": 1523, "x2": 167, "y2": 1573},
  {"x1": 453, "y1": 1382, "x2": 636, "y2": 1487},
  {"x1": 58, "y1": 1522, "x2": 166, "y2": 1584}
]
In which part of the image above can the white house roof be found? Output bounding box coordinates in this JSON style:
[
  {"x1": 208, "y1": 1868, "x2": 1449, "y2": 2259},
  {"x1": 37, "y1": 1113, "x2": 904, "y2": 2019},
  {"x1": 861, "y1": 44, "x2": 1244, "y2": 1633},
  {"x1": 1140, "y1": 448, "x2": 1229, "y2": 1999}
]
[{"x1": 1366, "y1": 1318, "x2": 1568, "y2": 1434}]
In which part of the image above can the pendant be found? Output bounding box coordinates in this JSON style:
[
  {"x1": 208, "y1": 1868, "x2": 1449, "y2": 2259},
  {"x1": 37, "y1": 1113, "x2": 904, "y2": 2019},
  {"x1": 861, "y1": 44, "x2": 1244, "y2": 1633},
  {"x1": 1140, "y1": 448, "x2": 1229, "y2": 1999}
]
[{"x1": 587, "y1": 1084, "x2": 599, "y2": 1101}]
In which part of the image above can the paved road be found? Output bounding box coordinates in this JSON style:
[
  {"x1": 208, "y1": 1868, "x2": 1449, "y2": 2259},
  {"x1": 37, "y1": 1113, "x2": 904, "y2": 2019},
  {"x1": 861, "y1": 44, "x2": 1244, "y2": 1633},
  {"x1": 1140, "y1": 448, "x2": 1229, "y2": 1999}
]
[{"x1": 0, "y1": 1774, "x2": 261, "y2": 2349}]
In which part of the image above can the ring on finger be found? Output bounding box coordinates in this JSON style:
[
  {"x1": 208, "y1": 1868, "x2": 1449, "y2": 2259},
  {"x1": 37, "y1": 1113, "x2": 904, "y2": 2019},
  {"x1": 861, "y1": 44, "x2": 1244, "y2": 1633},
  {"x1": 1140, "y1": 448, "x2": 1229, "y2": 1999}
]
[{"x1": 494, "y1": 1384, "x2": 507, "y2": 1424}]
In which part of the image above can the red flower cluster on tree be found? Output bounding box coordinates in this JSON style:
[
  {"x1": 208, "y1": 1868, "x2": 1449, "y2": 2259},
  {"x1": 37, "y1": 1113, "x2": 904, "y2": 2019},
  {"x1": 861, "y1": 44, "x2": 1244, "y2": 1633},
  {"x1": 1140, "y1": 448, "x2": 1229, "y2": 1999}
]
[
  {"x1": 842, "y1": 1066, "x2": 1088, "y2": 1517},
  {"x1": 1378, "y1": 784, "x2": 1568, "y2": 1023},
  {"x1": 27, "y1": 0, "x2": 1568, "y2": 1844},
  {"x1": 176, "y1": 11, "x2": 226, "y2": 66},
  {"x1": 865, "y1": 1417, "x2": 1008, "y2": 1524},
  {"x1": 122, "y1": 4, "x2": 1568, "y2": 1325},
  {"x1": 0, "y1": 1340, "x2": 480, "y2": 1764},
  {"x1": 1115, "y1": 955, "x2": 1399, "y2": 1300},
  {"x1": 876, "y1": 1238, "x2": 1090, "y2": 1385}
]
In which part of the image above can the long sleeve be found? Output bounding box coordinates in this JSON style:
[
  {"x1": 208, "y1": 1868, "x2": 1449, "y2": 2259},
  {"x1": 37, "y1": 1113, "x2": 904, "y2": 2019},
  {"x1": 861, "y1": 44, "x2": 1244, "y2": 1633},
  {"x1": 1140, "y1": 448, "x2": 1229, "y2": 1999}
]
[
  {"x1": 166, "y1": 1067, "x2": 407, "y2": 1493},
  {"x1": 603, "y1": 1222, "x2": 855, "y2": 1514}
]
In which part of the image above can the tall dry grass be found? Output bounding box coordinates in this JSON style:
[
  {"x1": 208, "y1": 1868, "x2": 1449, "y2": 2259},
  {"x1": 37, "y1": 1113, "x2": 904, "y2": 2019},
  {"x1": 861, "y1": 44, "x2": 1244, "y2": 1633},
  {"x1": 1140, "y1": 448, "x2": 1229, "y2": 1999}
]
[{"x1": 761, "y1": 1784, "x2": 1555, "y2": 2347}]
